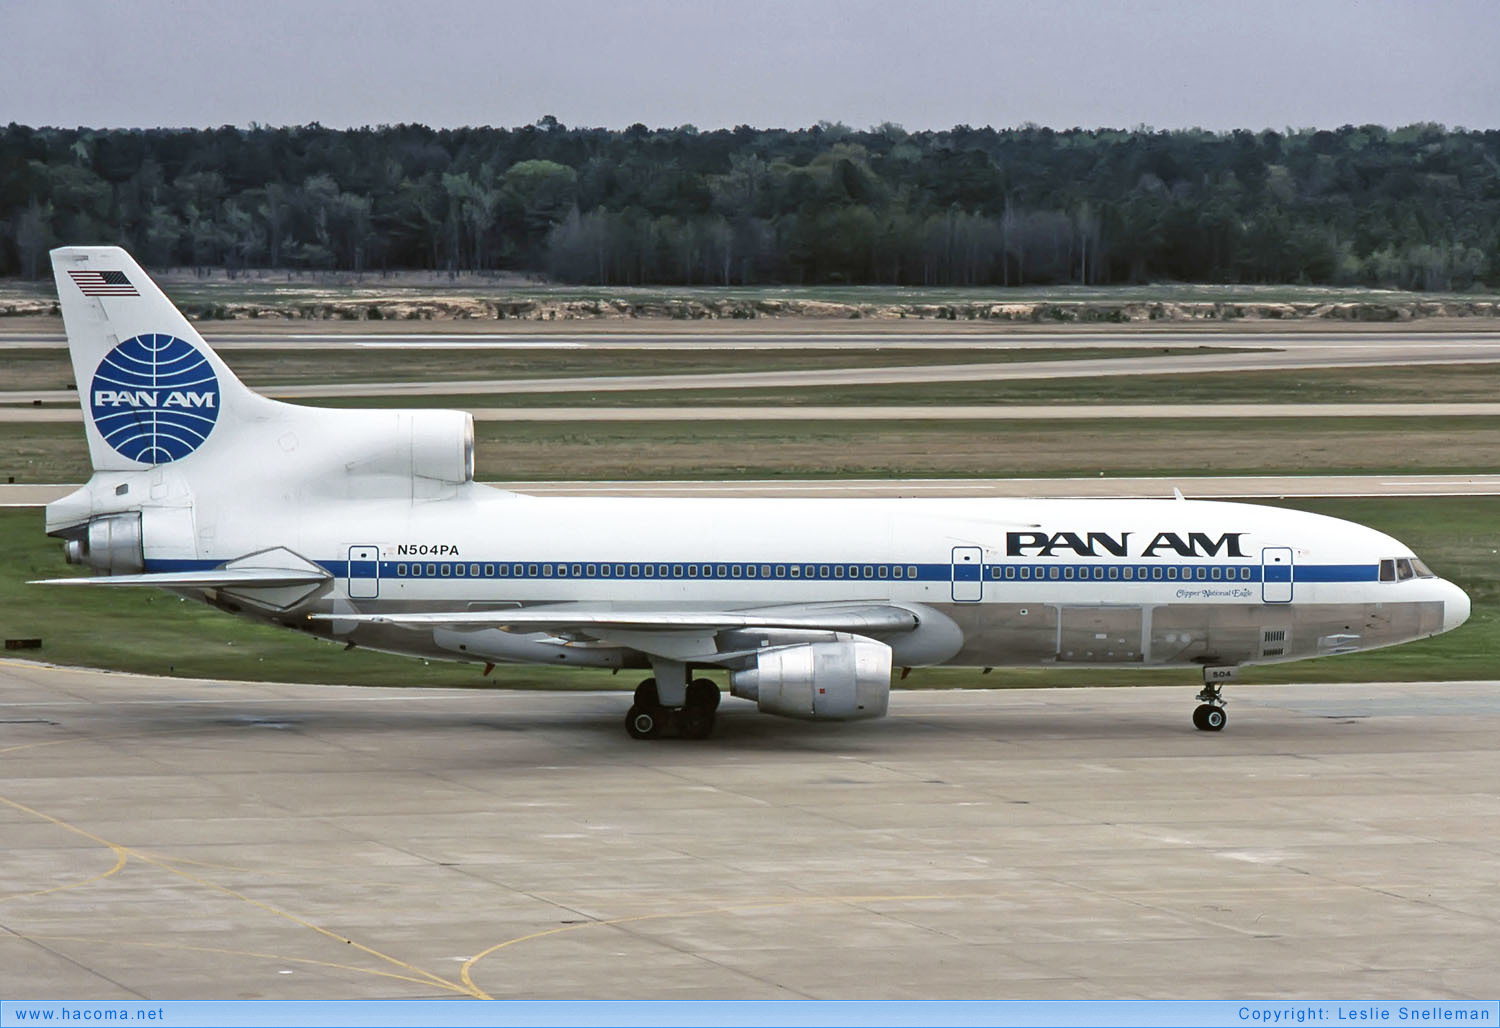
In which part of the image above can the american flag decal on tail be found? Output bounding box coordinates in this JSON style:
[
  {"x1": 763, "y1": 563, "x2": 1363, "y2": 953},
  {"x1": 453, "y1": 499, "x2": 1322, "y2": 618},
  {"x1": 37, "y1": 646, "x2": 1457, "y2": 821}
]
[{"x1": 68, "y1": 270, "x2": 139, "y2": 296}]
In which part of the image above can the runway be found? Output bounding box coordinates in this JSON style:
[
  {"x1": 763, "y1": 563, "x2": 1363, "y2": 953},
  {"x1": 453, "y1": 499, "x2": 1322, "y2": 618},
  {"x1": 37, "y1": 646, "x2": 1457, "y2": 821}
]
[
  {"x1": 9, "y1": 403, "x2": 1500, "y2": 424},
  {"x1": 190, "y1": 340, "x2": 1500, "y2": 398},
  {"x1": 6, "y1": 330, "x2": 1500, "y2": 405},
  {"x1": 3, "y1": 328, "x2": 1499, "y2": 349},
  {"x1": 1, "y1": 661, "x2": 1495, "y2": 999},
  {"x1": 6, "y1": 475, "x2": 1500, "y2": 506}
]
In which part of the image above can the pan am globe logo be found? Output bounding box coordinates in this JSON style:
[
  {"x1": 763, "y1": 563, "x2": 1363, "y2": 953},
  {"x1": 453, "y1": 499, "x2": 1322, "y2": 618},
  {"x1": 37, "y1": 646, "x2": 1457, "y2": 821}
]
[{"x1": 90, "y1": 333, "x2": 220, "y2": 464}]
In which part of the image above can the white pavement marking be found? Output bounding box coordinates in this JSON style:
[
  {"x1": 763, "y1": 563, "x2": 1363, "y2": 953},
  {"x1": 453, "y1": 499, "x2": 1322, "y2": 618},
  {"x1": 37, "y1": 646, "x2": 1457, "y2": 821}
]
[
  {"x1": 12, "y1": 402, "x2": 1500, "y2": 423},
  {"x1": 7, "y1": 475, "x2": 1500, "y2": 506}
]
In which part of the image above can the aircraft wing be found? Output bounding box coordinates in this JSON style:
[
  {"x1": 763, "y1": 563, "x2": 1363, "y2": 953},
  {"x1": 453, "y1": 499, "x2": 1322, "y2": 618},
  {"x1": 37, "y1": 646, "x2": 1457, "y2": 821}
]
[{"x1": 310, "y1": 602, "x2": 919, "y2": 635}]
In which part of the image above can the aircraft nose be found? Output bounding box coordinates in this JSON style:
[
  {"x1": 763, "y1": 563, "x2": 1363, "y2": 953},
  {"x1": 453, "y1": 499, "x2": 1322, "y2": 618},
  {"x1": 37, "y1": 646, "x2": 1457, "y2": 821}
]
[{"x1": 1443, "y1": 581, "x2": 1471, "y2": 633}]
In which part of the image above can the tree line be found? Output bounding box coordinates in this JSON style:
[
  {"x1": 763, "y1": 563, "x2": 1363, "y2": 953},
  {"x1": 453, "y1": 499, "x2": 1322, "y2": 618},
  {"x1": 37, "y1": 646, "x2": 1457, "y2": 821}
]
[{"x1": 2, "y1": 119, "x2": 1497, "y2": 289}]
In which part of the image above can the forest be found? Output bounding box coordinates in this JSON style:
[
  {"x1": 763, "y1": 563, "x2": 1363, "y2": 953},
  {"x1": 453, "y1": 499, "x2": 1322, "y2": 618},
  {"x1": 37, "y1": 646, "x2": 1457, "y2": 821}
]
[{"x1": 1, "y1": 119, "x2": 1497, "y2": 289}]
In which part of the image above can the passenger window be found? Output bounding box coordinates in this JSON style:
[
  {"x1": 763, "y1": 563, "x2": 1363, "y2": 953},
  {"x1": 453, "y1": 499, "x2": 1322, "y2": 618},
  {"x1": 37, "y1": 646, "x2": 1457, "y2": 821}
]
[
  {"x1": 1123, "y1": 567, "x2": 1133, "y2": 580},
  {"x1": 1108, "y1": 567, "x2": 1118, "y2": 580},
  {"x1": 396, "y1": 564, "x2": 407, "y2": 577},
  {"x1": 1211, "y1": 567, "x2": 1221, "y2": 580},
  {"x1": 718, "y1": 565, "x2": 728, "y2": 578},
  {"x1": 455, "y1": 564, "x2": 466, "y2": 577},
  {"x1": 907, "y1": 566, "x2": 918, "y2": 578},
  {"x1": 426, "y1": 564, "x2": 437, "y2": 577},
  {"x1": 895, "y1": 566, "x2": 906, "y2": 579},
  {"x1": 1152, "y1": 567, "x2": 1163, "y2": 580},
  {"x1": 878, "y1": 566, "x2": 888, "y2": 579},
  {"x1": 1064, "y1": 567, "x2": 1074, "y2": 580},
  {"x1": 789, "y1": 566, "x2": 800, "y2": 578},
  {"x1": 1049, "y1": 567, "x2": 1060, "y2": 580},
  {"x1": 834, "y1": 566, "x2": 844, "y2": 578}
]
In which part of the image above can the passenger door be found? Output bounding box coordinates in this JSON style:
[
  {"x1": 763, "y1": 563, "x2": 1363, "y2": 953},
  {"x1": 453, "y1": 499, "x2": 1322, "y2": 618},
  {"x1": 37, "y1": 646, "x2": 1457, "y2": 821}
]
[{"x1": 951, "y1": 546, "x2": 983, "y2": 602}]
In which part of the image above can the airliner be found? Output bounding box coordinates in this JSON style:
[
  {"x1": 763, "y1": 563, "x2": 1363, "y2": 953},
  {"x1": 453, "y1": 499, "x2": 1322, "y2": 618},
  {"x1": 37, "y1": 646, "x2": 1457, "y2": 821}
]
[{"x1": 36, "y1": 246, "x2": 1470, "y2": 739}]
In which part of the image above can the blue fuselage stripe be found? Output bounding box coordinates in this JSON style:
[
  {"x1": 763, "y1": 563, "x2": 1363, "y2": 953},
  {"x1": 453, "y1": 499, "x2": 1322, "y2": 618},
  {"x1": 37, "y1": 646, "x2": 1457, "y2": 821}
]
[{"x1": 140, "y1": 557, "x2": 1385, "y2": 586}]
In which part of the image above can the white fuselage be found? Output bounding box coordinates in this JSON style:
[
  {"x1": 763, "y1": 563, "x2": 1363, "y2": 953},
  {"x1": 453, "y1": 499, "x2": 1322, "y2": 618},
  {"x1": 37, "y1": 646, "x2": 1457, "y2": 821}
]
[{"x1": 129, "y1": 481, "x2": 1465, "y2": 671}]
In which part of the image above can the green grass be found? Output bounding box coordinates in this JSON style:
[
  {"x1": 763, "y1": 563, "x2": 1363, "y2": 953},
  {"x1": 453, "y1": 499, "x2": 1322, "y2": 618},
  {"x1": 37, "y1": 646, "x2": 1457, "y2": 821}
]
[
  {"x1": 3, "y1": 497, "x2": 1494, "y2": 689},
  {"x1": 8, "y1": 415, "x2": 1500, "y2": 484}
]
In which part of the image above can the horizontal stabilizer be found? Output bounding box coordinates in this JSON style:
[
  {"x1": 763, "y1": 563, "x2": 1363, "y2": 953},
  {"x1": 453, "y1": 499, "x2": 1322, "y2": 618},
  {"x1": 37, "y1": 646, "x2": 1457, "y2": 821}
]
[
  {"x1": 32, "y1": 567, "x2": 331, "y2": 588},
  {"x1": 33, "y1": 546, "x2": 331, "y2": 591},
  {"x1": 309, "y1": 602, "x2": 918, "y2": 634}
]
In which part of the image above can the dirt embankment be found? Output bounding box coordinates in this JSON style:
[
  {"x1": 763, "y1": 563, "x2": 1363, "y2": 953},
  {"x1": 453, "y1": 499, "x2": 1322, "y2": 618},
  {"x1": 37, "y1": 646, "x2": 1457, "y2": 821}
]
[{"x1": 6, "y1": 296, "x2": 1500, "y2": 322}]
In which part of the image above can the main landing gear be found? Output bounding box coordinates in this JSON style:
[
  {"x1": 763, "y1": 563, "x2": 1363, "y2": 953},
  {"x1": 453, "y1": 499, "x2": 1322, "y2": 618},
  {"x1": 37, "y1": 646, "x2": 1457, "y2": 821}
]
[{"x1": 625, "y1": 676, "x2": 721, "y2": 740}]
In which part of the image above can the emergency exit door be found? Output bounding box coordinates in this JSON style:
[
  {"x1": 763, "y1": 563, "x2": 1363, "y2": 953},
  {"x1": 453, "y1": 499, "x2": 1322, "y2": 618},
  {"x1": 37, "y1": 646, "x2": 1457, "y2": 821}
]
[{"x1": 1261, "y1": 547, "x2": 1293, "y2": 603}]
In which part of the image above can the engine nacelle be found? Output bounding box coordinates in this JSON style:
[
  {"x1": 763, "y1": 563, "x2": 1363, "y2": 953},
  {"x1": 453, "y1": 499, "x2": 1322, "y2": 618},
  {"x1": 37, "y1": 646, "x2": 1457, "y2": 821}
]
[
  {"x1": 61, "y1": 512, "x2": 144, "y2": 574},
  {"x1": 337, "y1": 410, "x2": 474, "y2": 484},
  {"x1": 729, "y1": 635, "x2": 892, "y2": 721}
]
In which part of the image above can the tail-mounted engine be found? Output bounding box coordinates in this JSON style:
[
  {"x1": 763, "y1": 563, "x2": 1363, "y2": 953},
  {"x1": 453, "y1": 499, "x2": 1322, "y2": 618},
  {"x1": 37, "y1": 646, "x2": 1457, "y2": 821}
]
[
  {"x1": 61, "y1": 513, "x2": 144, "y2": 575},
  {"x1": 730, "y1": 635, "x2": 892, "y2": 720}
]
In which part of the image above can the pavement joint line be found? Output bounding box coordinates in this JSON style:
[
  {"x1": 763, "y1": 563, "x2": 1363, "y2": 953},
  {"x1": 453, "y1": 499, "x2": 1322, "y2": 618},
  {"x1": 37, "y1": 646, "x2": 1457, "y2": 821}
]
[
  {"x1": 14, "y1": 933, "x2": 470, "y2": 994},
  {"x1": 0, "y1": 789, "x2": 485, "y2": 998},
  {"x1": 458, "y1": 891, "x2": 996, "y2": 996}
]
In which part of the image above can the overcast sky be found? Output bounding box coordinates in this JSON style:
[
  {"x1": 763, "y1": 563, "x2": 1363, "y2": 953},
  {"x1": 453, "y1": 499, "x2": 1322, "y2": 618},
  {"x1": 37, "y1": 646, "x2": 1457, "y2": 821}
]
[{"x1": 5, "y1": 0, "x2": 1499, "y2": 132}]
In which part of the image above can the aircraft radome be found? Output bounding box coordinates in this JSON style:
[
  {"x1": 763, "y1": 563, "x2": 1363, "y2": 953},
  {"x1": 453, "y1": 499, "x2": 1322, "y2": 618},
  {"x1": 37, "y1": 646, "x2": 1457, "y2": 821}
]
[{"x1": 35, "y1": 246, "x2": 1471, "y2": 739}]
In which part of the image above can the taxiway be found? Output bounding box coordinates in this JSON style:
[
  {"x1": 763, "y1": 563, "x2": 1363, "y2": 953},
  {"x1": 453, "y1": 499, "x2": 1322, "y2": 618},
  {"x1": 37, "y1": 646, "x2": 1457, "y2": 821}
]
[{"x1": 1, "y1": 663, "x2": 1495, "y2": 999}]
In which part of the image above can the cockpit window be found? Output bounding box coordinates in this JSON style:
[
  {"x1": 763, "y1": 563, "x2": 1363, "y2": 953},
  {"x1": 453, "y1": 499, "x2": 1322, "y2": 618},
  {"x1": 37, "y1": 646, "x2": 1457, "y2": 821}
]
[{"x1": 1383, "y1": 556, "x2": 1436, "y2": 582}]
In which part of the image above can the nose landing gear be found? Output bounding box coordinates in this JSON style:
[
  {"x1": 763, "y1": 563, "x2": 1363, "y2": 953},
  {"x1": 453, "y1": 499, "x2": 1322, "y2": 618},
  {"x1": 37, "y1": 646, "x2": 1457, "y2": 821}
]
[{"x1": 1193, "y1": 669, "x2": 1232, "y2": 731}]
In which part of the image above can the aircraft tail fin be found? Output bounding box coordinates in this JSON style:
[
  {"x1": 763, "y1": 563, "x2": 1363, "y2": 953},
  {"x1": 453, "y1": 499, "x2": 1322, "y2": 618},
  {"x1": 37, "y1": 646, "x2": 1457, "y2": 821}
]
[{"x1": 50, "y1": 246, "x2": 270, "y2": 472}]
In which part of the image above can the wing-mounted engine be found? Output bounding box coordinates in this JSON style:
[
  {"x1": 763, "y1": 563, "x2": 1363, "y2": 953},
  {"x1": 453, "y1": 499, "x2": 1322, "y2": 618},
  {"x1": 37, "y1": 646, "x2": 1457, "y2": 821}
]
[{"x1": 729, "y1": 634, "x2": 892, "y2": 721}]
